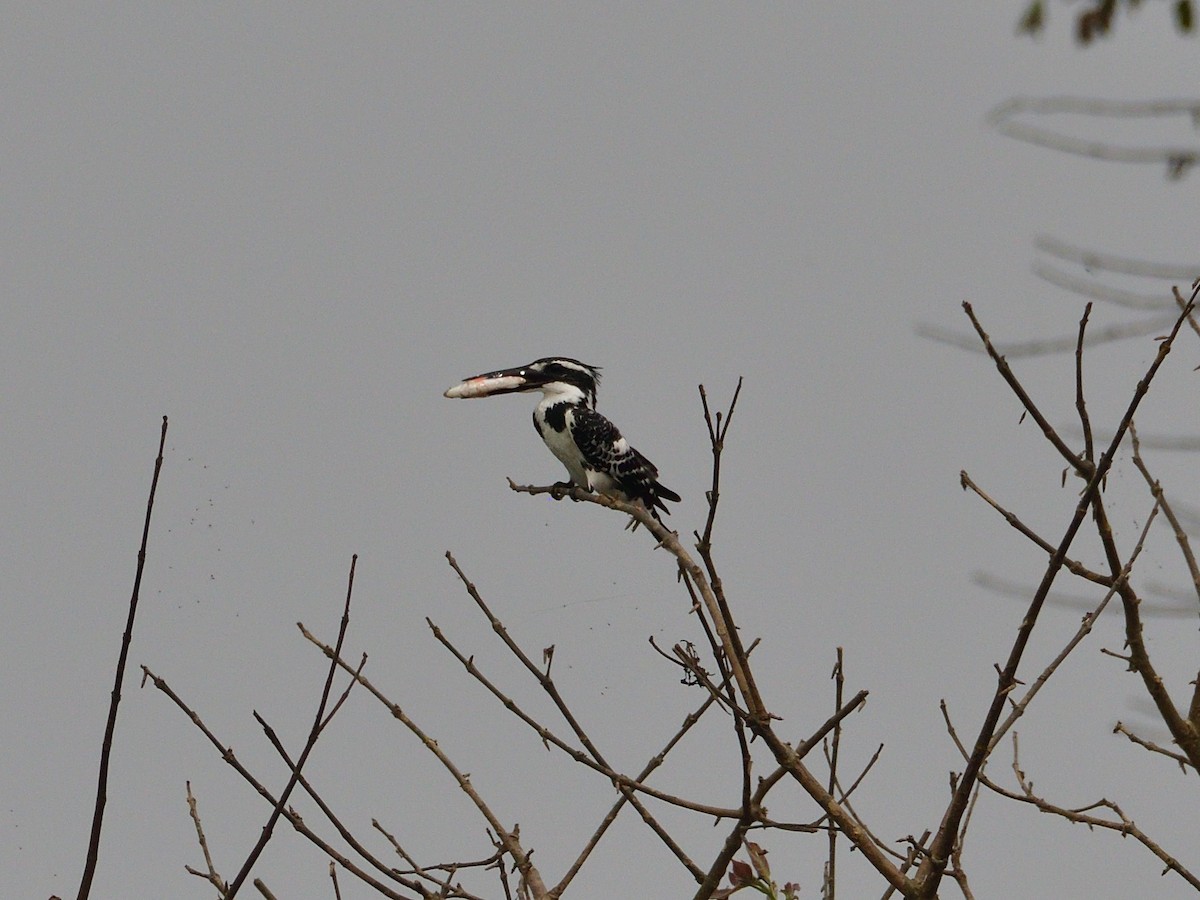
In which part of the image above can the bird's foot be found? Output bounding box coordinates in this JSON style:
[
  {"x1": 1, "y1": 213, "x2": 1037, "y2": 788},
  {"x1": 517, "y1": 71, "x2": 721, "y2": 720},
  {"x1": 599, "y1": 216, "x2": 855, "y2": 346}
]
[{"x1": 549, "y1": 481, "x2": 575, "y2": 501}]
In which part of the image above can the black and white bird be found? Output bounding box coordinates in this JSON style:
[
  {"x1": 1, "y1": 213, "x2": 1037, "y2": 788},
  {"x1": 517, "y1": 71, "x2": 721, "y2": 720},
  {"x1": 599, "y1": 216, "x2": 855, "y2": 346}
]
[{"x1": 444, "y1": 357, "x2": 680, "y2": 521}]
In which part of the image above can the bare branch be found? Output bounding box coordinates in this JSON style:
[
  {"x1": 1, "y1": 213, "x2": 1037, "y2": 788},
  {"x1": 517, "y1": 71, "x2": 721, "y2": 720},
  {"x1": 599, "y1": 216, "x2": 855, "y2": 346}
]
[
  {"x1": 990, "y1": 96, "x2": 1200, "y2": 177},
  {"x1": 916, "y1": 318, "x2": 1171, "y2": 358},
  {"x1": 959, "y1": 472, "x2": 1111, "y2": 586},
  {"x1": 141, "y1": 665, "x2": 424, "y2": 899},
  {"x1": 224, "y1": 555, "x2": 360, "y2": 898},
  {"x1": 1035, "y1": 234, "x2": 1200, "y2": 282},
  {"x1": 77, "y1": 416, "x2": 168, "y2": 900},
  {"x1": 440, "y1": 555, "x2": 704, "y2": 882},
  {"x1": 296, "y1": 625, "x2": 548, "y2": 898},
  {"x1": 184, "y1": 781, "x2": 227, "y2": 896},
  {"x1": 976, "y1": 735, "x2": 1200, "y2": 891},
  {"x1": 1113, "y1": 721, "x2": 1194, "y2": 772},
  {"x1": 1129, "y1": 423, "x2": 1200, "y2": 615},
  {"x1": 915, "y1": 296, "x2": 1197, "y2": 897}
]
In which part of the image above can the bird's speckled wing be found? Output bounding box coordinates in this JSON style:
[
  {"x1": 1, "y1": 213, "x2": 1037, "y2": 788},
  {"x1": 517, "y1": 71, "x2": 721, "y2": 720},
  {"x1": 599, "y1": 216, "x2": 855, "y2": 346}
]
[{"x1": 570, "y1": 407, "x2": 680, "y2": 516}]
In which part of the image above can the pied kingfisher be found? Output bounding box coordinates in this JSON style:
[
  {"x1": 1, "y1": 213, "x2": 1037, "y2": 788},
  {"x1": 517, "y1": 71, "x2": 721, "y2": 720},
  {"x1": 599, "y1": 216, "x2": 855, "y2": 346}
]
[{"x1": 444, "y1": 357, "x2": 680, "y2": 520}]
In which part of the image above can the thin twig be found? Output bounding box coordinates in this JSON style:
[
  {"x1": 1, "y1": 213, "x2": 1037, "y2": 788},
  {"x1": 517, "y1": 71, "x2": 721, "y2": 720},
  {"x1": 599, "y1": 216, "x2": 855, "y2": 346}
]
[
  {"x1": 430, "y1": 620, "x2": 733, "y2": 816},
  {"x1": 1129, "y1": 423, "x2": 1200, "y2": 615},
  {"x1": 141, "y1": 665, "x2": 421, "y2": 899},
  {"x1": 959, "y1": 472, "x2": 1111, "y2": 587},
  {"x1": 184, "y1": 781, "x2": 227, "y2": 895},
  {"x1": 961, "y1": 304, "x2": 1086, "y2": 473},
  {"x1": 224, "y1": 555, "x2": 360, "y2": 898},
  {"x1": 297, "y1": 625, "x2": 548, "y2": 899},
  {"x1": 824, "y1": 649, "x2": 845, "y2": 900},
  {"x1": 980, "y1": 735, "x2": 1200, "y2": 890},
  {"x1": 440, "y1": 556, "x2": 703, "y2": 881},
  {"x1": 1112, "y1": 721, "x2": 1194, "y2": 771},
  {"x1": 1074, "y1": 303, "x2": 1095, "y2": 465},
  {"x1": 77, "y1": 416, "x2": 168, "y2": 900}
]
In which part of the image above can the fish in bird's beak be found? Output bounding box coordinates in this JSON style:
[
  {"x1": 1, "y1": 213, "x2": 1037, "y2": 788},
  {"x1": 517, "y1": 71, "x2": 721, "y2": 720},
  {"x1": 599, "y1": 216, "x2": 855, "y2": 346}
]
[{"x1": 443, "y1": 365, "x2": 547, "y2": 399}]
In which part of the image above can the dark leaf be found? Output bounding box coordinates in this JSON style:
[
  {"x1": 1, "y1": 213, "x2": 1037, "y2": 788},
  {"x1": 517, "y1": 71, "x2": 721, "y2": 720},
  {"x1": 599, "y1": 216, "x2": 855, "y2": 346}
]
[
  {"x1": 1177, "y1": 0, "x2": 1194, "y2": 33},
  {"x1": 730, "y1": 858, "x2": 754, "y2": 886},
  {"x1": 1018, "y1": 0, "x2": 1044, "y2": 35}
]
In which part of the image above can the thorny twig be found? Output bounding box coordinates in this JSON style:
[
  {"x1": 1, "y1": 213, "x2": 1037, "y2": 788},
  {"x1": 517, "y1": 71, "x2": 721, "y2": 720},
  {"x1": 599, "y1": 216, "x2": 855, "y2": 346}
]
[{"x1": 914, "y1": 296, "x2": 1197, "y2": 897}]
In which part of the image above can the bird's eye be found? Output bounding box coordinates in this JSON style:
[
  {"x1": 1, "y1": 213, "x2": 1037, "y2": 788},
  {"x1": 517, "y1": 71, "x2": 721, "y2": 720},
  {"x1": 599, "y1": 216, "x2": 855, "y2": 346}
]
[{"x1": 520, "y1": 370, "x2": 526, "y2": 376}]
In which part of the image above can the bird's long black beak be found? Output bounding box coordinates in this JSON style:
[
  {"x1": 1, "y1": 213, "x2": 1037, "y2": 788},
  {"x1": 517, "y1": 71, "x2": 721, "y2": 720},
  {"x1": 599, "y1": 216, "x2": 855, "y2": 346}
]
[{"x1": 443, "y1": 364, "x2": 548, "y2": 399}]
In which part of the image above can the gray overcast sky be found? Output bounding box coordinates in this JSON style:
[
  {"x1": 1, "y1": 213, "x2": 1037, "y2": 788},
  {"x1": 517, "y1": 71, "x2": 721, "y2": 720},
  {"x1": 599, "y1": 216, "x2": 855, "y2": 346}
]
[{"x1": 5, "y1": 5, "x2": 1200, "y2": 898}]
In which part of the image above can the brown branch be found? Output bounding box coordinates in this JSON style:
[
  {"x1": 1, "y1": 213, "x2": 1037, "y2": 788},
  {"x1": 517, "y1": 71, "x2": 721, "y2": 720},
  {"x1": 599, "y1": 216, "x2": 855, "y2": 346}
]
[
  {"x1": 440, "y1": 556, "x2": 704, "y2": 883},
  {"x1": 751, "y1": 688, "x2": 870, "y2": 801},
  {"x1": 551, "y1": 688, "x2": 730, "y2": 896},
  {"x1": 1093, "y1": 484, "x2": 1200, "y2": 769},
  {"x1": 1172, "y1": 283, "x2": 1200, "y2": 343},
  {"x1": 372, "y1": 819, "x2": 502, "y2": 895},
  {"x1": 1074, "y1": 303, "x2": 1095, "y2": 464},
  {"x1": 824, "y1": 649, "x2": 845, "y2": 900},
  {"x1": 697, "y1": 378, "x2": 743, "y2": 552},
  {"x1": 256, "y1": 706, "x2": 481, "y2": 899},
  {"x1": 431, "y1": 619, "x2": 733, "y2": 816},
  {"x1": 77, "y1": 416, "x2": 168, "y2": 900},
  {"x1": 879, "y1": 831, "x2": 931, "y2": 900},
  {"x1": 1129, "y1": 423, "x2": 1200, "y2": 614},
  {"x1": 961, "y1": 303, "x2": 1087, "y2": 473},
  {"x1": 511, "y1": 389, "x2": 910, "y2": 894},
  {"x1": 914, "y1": 297, "x2": 1196, "y2": 897},
  {"x1": 297, "y1": 625, "x2": 547, "y2": 899},
  {"x1": 959, "y1": 472, "x2": 1111, "y2": 587},
  {"x1": 1113, "y1": 721, "x2": 1194, "y2": 772},
  {"x1": 987, "y1": 499, "x2": 1160, "y2": 752},
  {"x1": 224, "y1": 555, "x2": 360, "y2": 898},
  {"x1": 978, "y1": 735, "x2": 1200, "y2": 891},
  {"x1": 184, "y1": 781, "x2": 228, "y2": 895},
  {"x1": 140, "y1": 665, "x2": 424, "y2": 899},
  {"x1": 693, "y1": 686, "x2": 871, "y2": 900}
]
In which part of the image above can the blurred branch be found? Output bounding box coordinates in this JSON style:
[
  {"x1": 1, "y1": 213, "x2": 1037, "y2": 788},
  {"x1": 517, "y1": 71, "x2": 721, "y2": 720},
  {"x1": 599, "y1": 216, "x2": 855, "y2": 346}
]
[
  {"x1": 989, "y1": 95, "x2": 1200, "y2": 177},
  {"x1": 1035, "y1": 259, "x2": 1176, "y2": 310},
  {"x1": 917, "y1": 317, "x2": 1171, "y2": 357},
  {"x1": 1018, "y1": 1, "x2": 1197, "y2": 44},
  {"x1": 1035, "y1": 234, "x2": 1200, "y2": 281}
]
